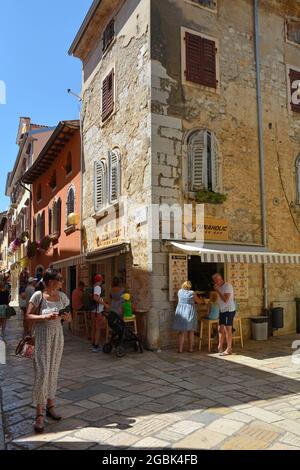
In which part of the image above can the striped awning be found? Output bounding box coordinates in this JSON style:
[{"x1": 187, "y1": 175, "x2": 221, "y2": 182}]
[
  {"x1": 50, "y1": 254, "x2": 86, "y2": 269},
  {"x1": 169, "y1": 242, "x2": 300, "y2": 264}
]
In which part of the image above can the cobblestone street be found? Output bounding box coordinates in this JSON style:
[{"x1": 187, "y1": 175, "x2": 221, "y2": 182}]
[{"x1": 1, "y1": 313, "x2": 300, "y2": 450}]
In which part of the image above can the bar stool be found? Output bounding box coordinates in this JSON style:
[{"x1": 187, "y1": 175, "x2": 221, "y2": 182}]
[
  {"x1": 199, "y1": 318, "x2": 219, "y2": 353},
  {"x1": 71, "y1": 311, "x2": 88, "y2": 337},
  {"x1": 123, "y1": 315, "x2": 138, "y2": 334},
  {"x1": 232, "y1": 315, "x2": 244, "y2": 348}
]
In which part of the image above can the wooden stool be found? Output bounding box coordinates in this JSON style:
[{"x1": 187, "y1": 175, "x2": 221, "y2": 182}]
[
  {"x1": 123, "y1": 315, "x2": 138, "y2": 334},
  {"x1": 71, "y1": 311, "x2": 88, "y2": 337},
  {"x1": 199, "y1": 319, "x2": 219, "y2": 353},
  {"x1": 233, "y1": 316, "x2": 244, "y2": 348}
]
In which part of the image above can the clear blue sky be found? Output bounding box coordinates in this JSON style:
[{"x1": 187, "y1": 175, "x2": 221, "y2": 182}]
[{"x1": 0, "y1": 0, "x2": 92, "y2": 212}]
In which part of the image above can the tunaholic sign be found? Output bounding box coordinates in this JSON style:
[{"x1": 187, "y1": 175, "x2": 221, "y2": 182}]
[{"x1": 199, "y1": 217, "x2": 229, "y2": 241}]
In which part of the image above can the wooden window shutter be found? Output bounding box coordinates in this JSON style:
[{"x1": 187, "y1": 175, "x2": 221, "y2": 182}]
[
  {"x1": 289, "y1": 68, "x2": 300, "y2": 113},
  {"x1": 109, "y1": 150, "x2": 120, "y2": 204},
  {"x1": 94, "y1": 161, "x2": 105, "y2": 211},
  {"x1": 57, "y1": 198, "x2": 62, "y2": 236},
  {"x1": 185, "y1": 32, "x2": 217, "y2": 88},
  {"x1": 185, "y1": 32, "x2": 202, "y2": 84},
  {"x1": 67, "y1": 188, "x2": 75, "y2": 218},
  {"x1": 102, "y1": 70, "x2": 114, "y2": 121},
  {"x1": 188, "y1": 130, "x2": 207, "y2": 191},
  {"x1": 48, "y1": 208, "x2": 52, "y2": 235},
  {"x1": 210, "y1": 133, "x2": 219, "y2": 192},
  {"x1": 33, "y1": 217, "x2": 36, "y2": 242},
  {"x1": 40, "y1": 211, "x2": 45, "y2": 240},
  {"x1": 202, "y1": 37, "x2": 217, "y2": 88}
]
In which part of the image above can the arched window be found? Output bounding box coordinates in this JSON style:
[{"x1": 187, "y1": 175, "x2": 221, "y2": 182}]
[
  {"x1": 52, "y1": 198, "x2": 62, "y2": 236},
  {"x1": 49, "y1": 170, "x2": 57, "y2": 190},
  {"x1": 37, "y1": 183, "x2": 42, "y2": 202},
  {"x1": 94, "y1": 160, "x2": 106, "y2": 211},
  {"x1": 109, "y1": 149, "x2": 121, "y2": 204},
  {"x1": 296, "y1": 155, "x2": 300, "y2": 204},
  {"x1": 65, "y1": 151, "x2": 72, "y2": 174},
  {"x1": 188, "y1": 129, "x2": 219, "y2": 192},
  {"x1": 36, "y1": 214, "x2": 41, "y2": 241},
  {"x1": 66, "y1": 187, "x2": 75, "y2": 225}
]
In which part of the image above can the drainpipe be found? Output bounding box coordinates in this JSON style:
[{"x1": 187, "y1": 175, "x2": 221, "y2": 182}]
[{"x1": 254, "y1": 0, "x2": 268, "y2": 309}]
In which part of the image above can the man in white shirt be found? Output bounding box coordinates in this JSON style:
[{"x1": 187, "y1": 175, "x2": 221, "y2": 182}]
[
  {"x1": 91, "y1": 274, "x2": 105, "y2": 352},
  {"x1": 212, "y1": 273, "x2": 236, "y2": 356}
]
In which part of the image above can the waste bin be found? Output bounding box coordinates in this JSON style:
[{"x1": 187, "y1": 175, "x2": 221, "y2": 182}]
[
  {"x1": 295, "y1": 299, "x2": 300, "y2": 334},
  {"x1": 261, "y1": 308, "x2": 273, "y2": 337},
  {"x1": 271, "y1": 307, "x2": 284, "y2": 329},
  {"x1": 251, "y1": 316, "x2": 268, "y2": 340}
]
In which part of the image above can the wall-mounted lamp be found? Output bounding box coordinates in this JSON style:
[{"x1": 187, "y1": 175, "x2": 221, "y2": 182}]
[{"x1": 67, "y1": 213, "x2": 82, "y2": 231}]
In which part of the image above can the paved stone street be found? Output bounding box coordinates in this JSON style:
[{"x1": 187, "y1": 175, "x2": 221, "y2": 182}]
[{"x1": 1, "y1": 313, "x2": 300, "y2": 450}]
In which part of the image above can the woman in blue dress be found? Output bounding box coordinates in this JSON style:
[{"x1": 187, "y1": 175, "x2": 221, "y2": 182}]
[{"x1": 173, "y1": 281, "x2": 202, "y2": 353}]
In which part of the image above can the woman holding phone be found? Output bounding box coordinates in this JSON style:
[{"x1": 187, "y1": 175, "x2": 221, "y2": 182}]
[{"x1": 26, "y1": 268, "x2": 71, "y2": 433}]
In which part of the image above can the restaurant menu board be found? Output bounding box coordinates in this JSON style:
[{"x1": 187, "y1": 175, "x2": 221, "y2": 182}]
[
  {"x1": 169, "y1": 254, "x2": 188, "y2": 301},
  {"x1": 226, "y1": 263, "x2": 249, "y2": 299}
]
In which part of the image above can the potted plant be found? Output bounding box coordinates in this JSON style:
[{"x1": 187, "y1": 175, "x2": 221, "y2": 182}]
[
  {"x1": 27, "y1": 241, "x2": 38, "y2": 258},
  {"x1": 39, "y1": 236, "x2": 52, "y2": 252},
  {"x1": 195, "y1": 189, "x2": 227, "y2": 204}
]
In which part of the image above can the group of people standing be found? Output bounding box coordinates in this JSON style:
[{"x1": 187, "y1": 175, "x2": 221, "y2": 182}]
[{"x1": 174, "y1": 273, "x2": 236, "y2": 356}]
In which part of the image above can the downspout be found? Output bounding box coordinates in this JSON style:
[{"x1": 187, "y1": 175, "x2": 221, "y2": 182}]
[{"x1": 254, "y1": 0, "x2": 268, "y2": 309}]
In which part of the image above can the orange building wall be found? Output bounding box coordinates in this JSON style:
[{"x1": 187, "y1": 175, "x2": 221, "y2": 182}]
[{"x1": 30, "y1": 130, "x2": 81, "y2": 275}]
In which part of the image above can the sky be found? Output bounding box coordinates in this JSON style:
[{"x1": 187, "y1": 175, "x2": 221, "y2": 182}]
[{"x1": 0, "y1": 0, "x2": 92, "y2": 212}]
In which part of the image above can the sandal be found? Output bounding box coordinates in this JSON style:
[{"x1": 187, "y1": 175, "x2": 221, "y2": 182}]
[
  {"x1": 46, "y1": 406, "x2": 62, "y2": 421},
  {"x1": 220, "y1": 350, "x2": 232, "y2": 356},
  {"x1": 34, "y1": 414, "x2": 44, "y2": 433}
]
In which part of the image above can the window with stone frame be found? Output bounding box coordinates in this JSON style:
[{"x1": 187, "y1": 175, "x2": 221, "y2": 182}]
[
  {"x1": 188, "y1": 129, "x2": 219, "y2": 192},
  {"x1": 287, "y1": 18, "x2": 300, "y2": 45},
  {"x1": 184, "y1": 31, "x2": 217, "y2": 88},
  {"x1": 109, "y1": 149, "x2": 121, "y2": 204},
  {"x1": 190, "y1": 0, "x2": 217, "y2": 10},
  {"x1": 102, "y1": 70, "x2": 114, "y2": 121},
  {"x1": 103, "y1": 19, "x2": 115, "y2": 52},
  {"x1": 94, "y1": 160, "x2": 106, "y2": 212},
  {"x1": 66, "y1": 186, "x2": 75, "y2": 225}
]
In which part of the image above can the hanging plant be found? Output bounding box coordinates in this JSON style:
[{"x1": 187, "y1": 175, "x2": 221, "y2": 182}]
[
  {"x1": 27, "y1": 241, "x2": 38, "y2": 258},
  {"x1": 39, "y1": 236, "x2": 52, "y2": 252},
  {"x1": 20, "y1": 231, "x2": 30, "y2": 243},
  {"x1": 195, "y1": 189, "x2": 227, "y2": 204}
]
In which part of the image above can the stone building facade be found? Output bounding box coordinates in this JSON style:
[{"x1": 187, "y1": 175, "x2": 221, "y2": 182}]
[{"x1": 70, "y1": 0, "x2": 300, "y2": 348}]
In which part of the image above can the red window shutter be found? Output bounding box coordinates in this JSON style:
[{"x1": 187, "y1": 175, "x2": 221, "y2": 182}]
[
  {"x1": 202, "y1": 37, "x2": 217, "y2": 88},
  {"x1": 102, "y1": 70, "x2": 114, "y2": 121},
  {"x1": 289, "y1": 68, "x2": 300, "y2": 113},
  {"x1": 185, "y1": 32, "x2": 217, "y2": 89}
]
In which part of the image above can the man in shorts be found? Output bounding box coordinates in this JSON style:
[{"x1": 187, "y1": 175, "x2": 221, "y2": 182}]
[{"x1": 212, "y1": 273, "x2": 235, "y2": 356}]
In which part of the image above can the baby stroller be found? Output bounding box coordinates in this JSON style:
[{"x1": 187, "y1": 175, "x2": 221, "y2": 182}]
[{"x1": 102, "y1": 311, "x2": 144, "y2": 358}]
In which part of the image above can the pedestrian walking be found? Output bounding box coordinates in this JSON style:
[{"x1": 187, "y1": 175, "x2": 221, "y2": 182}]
[
  {"x1": 110, "y1": 277, "x2": 125, "y2": 316},
  {"x1": 212, "y1": 273, "x2": 236, "y2": 356},
  {"x1": 0, "y1": 281, "x2": 10, "y2": 337},
  {"x1": 91, "y1": 274, "x2": 107, "y2": 352},
  {"x1": 26, "y1": 268, "x2": 71, "y2": 433},
  {"x1": 173, "y1": 280, "x2": 202, "y2": 353}
]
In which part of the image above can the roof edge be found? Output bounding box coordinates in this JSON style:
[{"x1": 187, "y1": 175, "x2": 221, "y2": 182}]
[{"x1": 68, "y1": 0, "x2": 103, "y2": 57}]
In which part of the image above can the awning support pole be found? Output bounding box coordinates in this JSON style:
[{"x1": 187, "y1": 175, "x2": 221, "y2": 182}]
[{"x1": 254, "y1": 0, "x2": 268, "y2": 309}]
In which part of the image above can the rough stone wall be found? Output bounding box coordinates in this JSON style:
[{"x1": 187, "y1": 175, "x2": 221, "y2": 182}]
[
  {"x1": 150, "y1": 0, "x2": 300, "y2": 347},
  {"x1": 81, "y1": 0, "x2": 152, "y2": 310}
]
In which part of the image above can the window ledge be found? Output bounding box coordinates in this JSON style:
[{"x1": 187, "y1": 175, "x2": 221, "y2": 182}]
[
  {"x1": 184, "y1": 0, "x2": 217, "y2": 13},
  {"x1": 66, "y1": 170, "x2": 73, "y2": 178},
  {"x1": 49, "y1": 233, "x2": 59, "y2": 245},
  {"x1": 102, "y1": 37, "x2": 116, "y2": 59},
  {"x1": 64, "y1": 225, "x2": 76, "y2": 235},
  {"x1": 92, "y1": 202, "x2": 119, "y2": 222},
  {"x1": 50, "y1": 186, "x2": 57, "y2": 193}
]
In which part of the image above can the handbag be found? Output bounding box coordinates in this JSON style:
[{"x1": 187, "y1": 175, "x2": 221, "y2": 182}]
[
  {"x1": 6, "y1": 306, "x2": 17, "y2": 317},
  {"x1": 15, "y1": 294, "x2": 43, "y2": 359}
]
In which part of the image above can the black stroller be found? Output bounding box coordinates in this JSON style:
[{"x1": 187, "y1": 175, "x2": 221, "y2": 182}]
[{"x1": 102, "y1": 311, "x2": 144, "y2": 358}]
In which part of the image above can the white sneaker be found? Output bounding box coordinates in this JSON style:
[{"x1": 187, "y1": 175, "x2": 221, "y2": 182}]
[{"x1": 92, "y1": 346, "x2": 102, "y2": 353}]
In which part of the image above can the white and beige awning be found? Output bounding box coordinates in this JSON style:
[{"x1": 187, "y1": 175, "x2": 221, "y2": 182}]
[
  {"x1": 51, "y1": 254, "x2": 86, "y2": 270},
  {"x1": 169, "y1": 241, "x2": 300, "y2": 264}
]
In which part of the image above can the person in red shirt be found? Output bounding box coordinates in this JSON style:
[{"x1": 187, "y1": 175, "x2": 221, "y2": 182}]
[{"x1": 71, "y1": 281, "x2": 85, "y2": 311}]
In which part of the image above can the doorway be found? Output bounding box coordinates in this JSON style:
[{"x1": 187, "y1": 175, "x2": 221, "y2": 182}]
[{"x1": 188, "y1": 257, "x2": 224, "y2": 297}]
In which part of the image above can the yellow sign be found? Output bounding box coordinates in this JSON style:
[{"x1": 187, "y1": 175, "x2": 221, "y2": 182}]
[
  {"x1": 95, "y1": 237, "x2": 121, "y2": 248},
  {"x1": 169, "y1": 254, "x2": 188, "y2": 302}
]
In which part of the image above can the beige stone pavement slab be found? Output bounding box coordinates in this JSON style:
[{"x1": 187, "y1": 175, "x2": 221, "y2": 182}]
[
  {"x1": 220, "y1": 435, "x2": 270, "y2": 450},
  {"x1": 206, "y1": 418, "x2": 246, "y2": 436},
  {"x1": 175, "y1": 428, "x2": 227, "y2": 449}
]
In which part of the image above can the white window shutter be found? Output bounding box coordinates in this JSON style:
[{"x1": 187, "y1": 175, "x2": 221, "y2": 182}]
[
  {"x1": 109, "y1": 150, "x2": 120, "y2": 204},
  {"x1": 210, "y1": 132, "x2": 218, "y2": 192},
  {"x1": 94, "y1": 161, "x2": 105, "y2": 211},
  {"x1": 189, "y1": 130, "x2": 207, "y2": 191}
]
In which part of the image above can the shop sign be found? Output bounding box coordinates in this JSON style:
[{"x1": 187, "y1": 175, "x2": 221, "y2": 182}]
[
  {"x1": 202, "y1": 217, "x2": 229, "y2": 241},
  {"x1": 169, "y1": 254, "x2": 188, "y2": 301},
  {"x1": 95, "y1": 236, "x2": 122, "y2": 248},
  {"x1": 226, "y1": 263, "x2": 249, "y2": 299}
]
